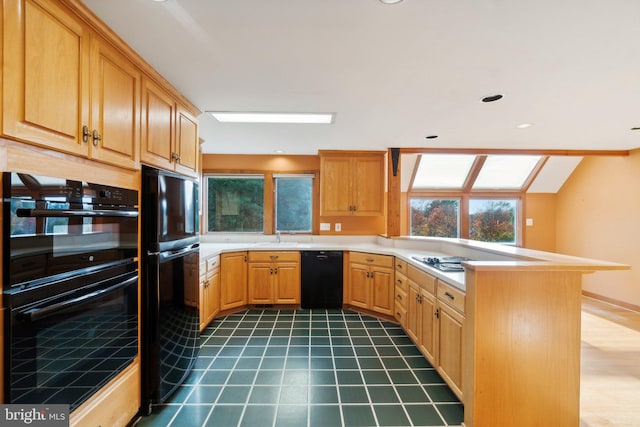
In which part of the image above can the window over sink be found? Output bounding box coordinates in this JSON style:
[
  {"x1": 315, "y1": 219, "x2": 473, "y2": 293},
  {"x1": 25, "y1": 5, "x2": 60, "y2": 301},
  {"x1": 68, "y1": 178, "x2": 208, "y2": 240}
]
[{"x1": 204, "y1": 173, "x2": 314, "y2": 234}]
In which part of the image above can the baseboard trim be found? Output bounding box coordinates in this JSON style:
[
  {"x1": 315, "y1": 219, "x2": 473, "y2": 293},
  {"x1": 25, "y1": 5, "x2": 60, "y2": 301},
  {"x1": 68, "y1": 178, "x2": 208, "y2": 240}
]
[{"x1": 582, "y1": 290, "x2": 640, "y2": 313}]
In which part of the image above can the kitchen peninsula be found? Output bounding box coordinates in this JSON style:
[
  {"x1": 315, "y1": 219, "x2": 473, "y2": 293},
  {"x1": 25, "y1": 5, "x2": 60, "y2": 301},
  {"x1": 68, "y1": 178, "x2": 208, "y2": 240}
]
[{"x1": 199, "y1": 235, "x2": 628, "y2": 427}]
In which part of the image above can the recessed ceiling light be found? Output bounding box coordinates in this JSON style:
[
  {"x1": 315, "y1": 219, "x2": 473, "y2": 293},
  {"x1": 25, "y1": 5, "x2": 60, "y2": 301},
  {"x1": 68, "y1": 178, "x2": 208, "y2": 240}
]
[
  {"x1": 379, "y1": 0, "x2": 403, "y2": 4},
  {"x1": 516, "y1": 123, "x2": 533, "y2": 129},
  {"x1": 274, "y1": 150, "x2": 286, "y2": 154},
  {"x1": 208, "y1": 112, "x2": 335, "y2": 124},
  {"x1": 481, "y1": 94, "x2": 503, "y2": 103}
]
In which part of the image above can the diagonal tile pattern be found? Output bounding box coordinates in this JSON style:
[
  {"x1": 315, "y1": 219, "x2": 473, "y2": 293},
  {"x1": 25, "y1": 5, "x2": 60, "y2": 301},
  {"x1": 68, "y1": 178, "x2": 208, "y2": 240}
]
[{"x1": 138, "y1": 309, "x2": 463, "y2": 427}]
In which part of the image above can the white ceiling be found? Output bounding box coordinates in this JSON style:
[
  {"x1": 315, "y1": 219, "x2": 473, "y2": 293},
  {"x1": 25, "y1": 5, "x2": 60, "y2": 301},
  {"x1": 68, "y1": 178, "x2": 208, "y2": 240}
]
[{"x1": 83, "y1": 0, "x2": 640, "y2": 157}]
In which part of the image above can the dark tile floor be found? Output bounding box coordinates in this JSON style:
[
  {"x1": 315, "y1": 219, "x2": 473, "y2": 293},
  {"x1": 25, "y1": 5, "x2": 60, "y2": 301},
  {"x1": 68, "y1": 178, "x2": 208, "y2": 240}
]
[{"x1": 138, "y1": 309, "x2": 463, "y2": 427}]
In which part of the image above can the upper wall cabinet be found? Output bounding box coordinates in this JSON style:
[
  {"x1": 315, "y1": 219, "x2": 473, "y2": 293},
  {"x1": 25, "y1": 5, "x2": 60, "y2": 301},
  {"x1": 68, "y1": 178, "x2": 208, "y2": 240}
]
[
  {"x1": 2, "y1": 0, "x2": 140, "y2": 170},
  {"x1": 141, "y1": 77, "x2": 199, "y2": 177},
  {"x1": 319, "y1": 151, "x2": 386, "y2": 216}
]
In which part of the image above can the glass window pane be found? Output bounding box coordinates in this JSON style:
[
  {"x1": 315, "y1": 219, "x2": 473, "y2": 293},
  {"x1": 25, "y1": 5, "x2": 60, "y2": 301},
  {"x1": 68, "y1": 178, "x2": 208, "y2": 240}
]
[
  {"x1": 207, "y1": 176, "x2": 264, "y2": 232},
  {"x1": 275, "y1": 177, "x2": 312, "y2": 232},
  {"x1": 410, "y1": 198, "x2": 460, "y2": 237},
  {"x1": 472, "y1": 155, "x2": 541, "y2": 190},
  {"x1": 412, "y1": 154, "x2": 476, "y2": 189},
  {"x1": 469, "y1": 199, "x2": 517, "y2": 244}
]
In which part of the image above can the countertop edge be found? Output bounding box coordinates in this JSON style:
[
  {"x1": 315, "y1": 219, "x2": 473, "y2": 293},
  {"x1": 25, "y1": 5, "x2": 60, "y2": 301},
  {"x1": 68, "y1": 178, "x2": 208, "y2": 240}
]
[{"x1": 198, "y1": 239, "x2": 629, "y2": 293}]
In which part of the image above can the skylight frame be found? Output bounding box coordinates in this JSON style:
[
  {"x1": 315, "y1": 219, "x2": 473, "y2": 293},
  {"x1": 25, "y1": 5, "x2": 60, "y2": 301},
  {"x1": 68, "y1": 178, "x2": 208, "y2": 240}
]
[
  {"x1": 409, "y1": 153, "x2": 547, "y2": 193},
  {"x1": 411, "y1": 154, "x2": 477, "y2": 190},
  {"x1": 471, "y1": 155, "x2": 545, "y2": 191}
]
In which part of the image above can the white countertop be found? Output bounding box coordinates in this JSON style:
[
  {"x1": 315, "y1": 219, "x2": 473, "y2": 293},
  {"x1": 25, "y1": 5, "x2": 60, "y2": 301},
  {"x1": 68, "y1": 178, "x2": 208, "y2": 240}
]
[{"x1": 200, "y1": 241, "x2": 465, "y2": 288}]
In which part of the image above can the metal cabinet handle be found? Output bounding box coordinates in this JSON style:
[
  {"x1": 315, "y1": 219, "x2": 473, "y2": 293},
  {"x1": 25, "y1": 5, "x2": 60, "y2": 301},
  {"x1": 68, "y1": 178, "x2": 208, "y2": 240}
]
[
  {"x1": 397, "y1": 294, "x2": 402, "y2": 300},
  {"x1": 444, "y1": 291, "x2": 455, "y2": 300},
  {"x1": 434, "y1": 308, "x2": 440, "y2": 318},
  {"x1": 82, "y1": 125, "x2": 91, "y2": 143},
  {"x1": 366, "y1": 258, "x2": 374, "y2": 262},
  {"x1": 270, "y1": 255, "x2": 279, "y2": 260},
  {"x1": 92, "y1": 129, "x2": 102, "y2": 147}
]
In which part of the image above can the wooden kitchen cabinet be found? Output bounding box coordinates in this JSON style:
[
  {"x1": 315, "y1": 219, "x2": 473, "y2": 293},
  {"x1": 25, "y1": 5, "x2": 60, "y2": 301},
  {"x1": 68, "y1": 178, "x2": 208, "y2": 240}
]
[
  {"x1": 403, "y1": 263, "x2": 464, "y2": 400},
  {"x1": 394, "y1": 259, "x2": 409, "y2": 327},
  {"x1": 140, "y1": 77, "x2": 199, "y2": 177},
  {"x1": 220, "y1": 251, "x2": 248, "y2": 311},
  {"x1": 199, "y1": 255, "x2": 220, "y2": 331},
  {"x1": 347, "y1": 252, "x2": 394, "y2": 316},
  {"x1": 436, "y1": 281, "x2": 465, "y2": 398},
  {"x1": 319, "y1": 151, "x2": 385, "y2": 216},
  {"x1": 2, "y1": 0, "x2": 140, "y2": 169},
  {"x1": 248, "y1": 251, "x2": 300, "y2": 304},
  {"x1": 174, "y1": 105, "x2": 199, "y2": 176}
]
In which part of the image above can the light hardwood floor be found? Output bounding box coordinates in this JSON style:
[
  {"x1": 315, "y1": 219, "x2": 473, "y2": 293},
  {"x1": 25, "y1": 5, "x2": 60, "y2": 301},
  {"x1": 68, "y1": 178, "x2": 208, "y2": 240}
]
[{"x1": 580, "y1": 297, "x2": 640, "y2": 427}]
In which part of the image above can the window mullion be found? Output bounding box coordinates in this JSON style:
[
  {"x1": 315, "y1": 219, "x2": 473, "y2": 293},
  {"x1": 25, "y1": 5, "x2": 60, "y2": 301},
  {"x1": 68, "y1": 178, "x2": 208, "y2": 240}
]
[{"x1": 463, "y1": 156, "x2": 486, "y2": 192}]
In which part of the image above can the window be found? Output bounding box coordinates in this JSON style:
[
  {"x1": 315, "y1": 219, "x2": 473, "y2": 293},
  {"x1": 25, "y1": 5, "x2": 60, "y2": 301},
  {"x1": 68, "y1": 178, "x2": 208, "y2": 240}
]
[
  {"x1": 275, "y1": 175, "x2": 313, "y2": 233},
  {"x1": 206, "y1": 175, "x2": 264, "y2": 232},
  {"x1": 406, "y1": 153, "x2": 544, "y2": 245},
  {"x1": 469, "y1": 199, "x2": 517, "y2": 244},
  {"x1": 472, "y1": 155, "x2": 541, "y2": 190},
  {"x1": 410, "y1": 198, "x2": 460, "y2": 238},
  {"x1": 412, "y1": 154, "x2": 476, "y2": 189}
]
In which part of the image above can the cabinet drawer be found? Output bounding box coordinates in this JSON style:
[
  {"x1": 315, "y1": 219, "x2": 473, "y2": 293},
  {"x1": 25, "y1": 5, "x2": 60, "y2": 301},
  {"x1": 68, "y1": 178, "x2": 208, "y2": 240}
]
[
  {"x1": 395, "y1": 258, "x2": 408, "y2": 273},
  {"x1": 395, "y1": 272, "x2": 408, "y2": 293},
  {"x1": 437, "y1": 281, "x2": 465, "y2": 314},
  {"x1": 248, "y1": 251, "x2": 300, "y2": 263},
  {"x1": 349, "y1": 252, "x2": 394, "y2": 268},
  {"x1": 395, "y1": 286, "x2": 407, "y2": 309},
  {"x1": 407, "y1": 265, "x2": 436, "y2": 295},
  {"x1": 207, "y1": 256, "x2": 219, "y2": 272}
]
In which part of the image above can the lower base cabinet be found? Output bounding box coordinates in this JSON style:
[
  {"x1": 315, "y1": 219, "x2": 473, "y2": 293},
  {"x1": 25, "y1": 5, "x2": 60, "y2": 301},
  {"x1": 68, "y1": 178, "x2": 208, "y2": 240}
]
[
  {"x1": 248, "y1": 251, "x2": 300, "y2": 304},
  {"x1": 404, "y1": 264, "x2": 465, "y2": 401},
  {"x1": 200, "y1": 255, "x2": 220, "y2": 331},
  {"x1": 348, "y1": 252, "x2": 394, "y2": 316},
  {"x1": 220, "y1": 252, "x2": 248, "y2": 311}
]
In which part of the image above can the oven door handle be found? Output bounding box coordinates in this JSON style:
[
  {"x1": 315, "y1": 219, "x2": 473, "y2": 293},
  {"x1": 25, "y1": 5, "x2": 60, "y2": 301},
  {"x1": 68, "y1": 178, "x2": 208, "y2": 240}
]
[
  {"x1": 20, "y1": 275, "x2": 138, "y2": 322},
  {"x1": 16, "y1": 208, "x2": 138, "y2": 218}
]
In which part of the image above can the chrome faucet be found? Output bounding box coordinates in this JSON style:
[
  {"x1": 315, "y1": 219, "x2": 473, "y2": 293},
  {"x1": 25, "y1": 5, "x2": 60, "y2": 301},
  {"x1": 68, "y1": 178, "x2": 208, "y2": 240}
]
[{"x1": 275, "y1": 230, "x2": 281, "y2": 244}]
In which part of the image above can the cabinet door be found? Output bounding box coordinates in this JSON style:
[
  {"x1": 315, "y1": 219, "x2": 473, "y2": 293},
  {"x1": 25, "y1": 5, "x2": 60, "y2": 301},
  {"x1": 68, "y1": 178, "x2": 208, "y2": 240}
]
[
  {"x1": 371, "y1": 266, "x2": 394, "y2": 315},
  {"x1": 419, "y1": 288, "x2": 437, "y2": 364},
  {"x1": 175, "y1": 105, "x2": 199, "y2": 177},
  {"x1": 220, "y1": 252, "x2": 247, "y2": 310},
  {"x1": 199, "y1": 278, "x2": 208, "y2": 331},
  {"x1": 141, "y1": 78, "x2": 175, "y2": 170},
  {"x1": 352, "y1": 155, "x2": 385, "y2": 216},
  {"x1": 406, "y1": 282, "x2": 421, "y2": 343},
  {"x1": 320, "y1": 156, "x2": 352, "y2": 215},
  {"x1": 348, "y1": 263, "x2": 370, "y2": 309},
  {"x1": 437, "y1": 302, "x2": 464, "y2": 396},
  {"x1": 248, "y1": 263, "x2": 273, "y2": 304},
  {"x1": 210, "y1": 268, "x2": 220, "y2": 320},
  {"x1": 274, "y1": 262, "x2": 300, "y2": 304},
  {"x1": 2, "y1": 0, "x2": 90, "y2": 155},
  {"x1": 89, "y1": 35, "x2": 140, "y2": 169}
]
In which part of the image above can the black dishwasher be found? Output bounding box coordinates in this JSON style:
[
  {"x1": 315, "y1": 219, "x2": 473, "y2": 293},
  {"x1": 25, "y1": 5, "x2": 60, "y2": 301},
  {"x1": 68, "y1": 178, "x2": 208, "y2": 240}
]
[{"x1": 301, "y1": 251, "x2": 344, "y2": 309}]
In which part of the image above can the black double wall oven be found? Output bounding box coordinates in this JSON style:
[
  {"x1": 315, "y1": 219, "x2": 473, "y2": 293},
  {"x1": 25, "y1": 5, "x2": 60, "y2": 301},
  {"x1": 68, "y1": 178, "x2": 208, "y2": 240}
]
[
  {"x1": 2, "y1": 172, "x2": 139, "y2": 411},
  {"x1": 141, "y1": 165, "x2": 200, "y2": 414}
]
